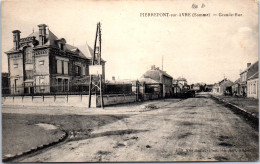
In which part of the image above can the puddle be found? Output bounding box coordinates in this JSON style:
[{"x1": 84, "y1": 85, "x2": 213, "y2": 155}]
[
  {"x1": 97, "y1": 150, "x2": 111, "y2": 155},
  {"x1": 35, "y1": 123, "x2": 58, "y2": 130},
  {"x1": 178, "y1": 132, "x2": 192, "y2": 139},
  {"x1": 218, "y1": 135, "x2": 229, "y2": 141},
  {"x1": 218, "y1": 142, "x2": 233, "y2": 147},
  {"x1": 180, "y1": 121, "x2": 194, "y2": 126},
  {"x1": 214, "y1": 156, "x2": 228, "y2": 161}
]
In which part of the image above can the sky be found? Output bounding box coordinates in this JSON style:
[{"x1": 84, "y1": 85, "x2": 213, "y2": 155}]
[{"x1": 1, "y1": 0, "x2": 258, "y2": 84}]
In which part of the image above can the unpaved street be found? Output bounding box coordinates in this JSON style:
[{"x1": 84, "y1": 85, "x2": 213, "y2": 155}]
[{"x1": 11, "y1": 93, "x2": 259, "y2": 162}]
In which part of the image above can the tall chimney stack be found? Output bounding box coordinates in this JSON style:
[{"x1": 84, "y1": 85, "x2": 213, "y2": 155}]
[
  {"x1": 12, "y1": 30, "x2": 21, "y2": 50},
  {"x1": 38, "y1": 24, "x2": 47, "y2": 46},
  {"x1": 247, "y1": 63, "x2": 251, "y2": 68}
]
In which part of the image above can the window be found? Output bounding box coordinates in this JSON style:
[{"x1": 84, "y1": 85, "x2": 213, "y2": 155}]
[
  {"x1": 64, "y1": 79, "x2": 69, "y2": 91},
  {"x1": 25, "y1": 70, "x2": 33, "y2": 80},
  {"x1": 64, "y1": 62, "x2": 68, "y2": 75},
  {"x1": 57, "y1": 60, "x2": 62, "y2": 74},
  {"x1": 39, "y1": 78, "x2": 44, "y2": 92},
  {"x1": 39, "y1": 60, "x2": 44, "y2": 65},
  {"x1": 82, "y1": 66, "x2": 86, "y2": 76},
  {"x1": 13, "y1": 64, "x2": 18, "y2": 68},
  {"x1": 76, "y1": 66, "x2": 81, "y2": 76},
  {"x1": 57, "y1": 59, "x2": 69, "y2": 75},
  {"x1": 14, "y1": 79, "x2": 18, "y2": 92},
  {"x1": 60, "y1": 44, "x2": 64, "y2": 51},
  {"x1": 57, "y1": 78, "x2": 63, "y2": 92},
  {"x1": 85, "y1": 66, "x2": 89, "y2": 76},
  {"x1": 62, "y1": 61, "x2": 64, "y2": 74}
]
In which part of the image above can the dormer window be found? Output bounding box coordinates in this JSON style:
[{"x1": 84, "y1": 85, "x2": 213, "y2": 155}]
[
  {"x1": 56, "y1": 38, "x2": 66, "y2": 51},
  {"x1": 60, "y1": 44, "x2": 64, "y2": 50}
]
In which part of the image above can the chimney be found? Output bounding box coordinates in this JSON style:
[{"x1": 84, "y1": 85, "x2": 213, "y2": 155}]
[
  {"x1": 38, "y1": 24, "x2": 47, "y2": 45},
  {"x1": 151, "y1": 65, "x2": 156, "y2": 70},
  {"x1": 12, "y1": 30, "x2": 21, "y2": 50},
  {"x1": 247, "y1": 63, "x2": 251, "y2": 67}
]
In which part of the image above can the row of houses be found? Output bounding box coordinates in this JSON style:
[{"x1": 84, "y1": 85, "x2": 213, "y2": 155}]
[
  {"x1": 105, "y1": 65, "x2": 190, "y2": 100},
  {"x1": 212, "y1": 61, "x2": 258, "y2": 99}
]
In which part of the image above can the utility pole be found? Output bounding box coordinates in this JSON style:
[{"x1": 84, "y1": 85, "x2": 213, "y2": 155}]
[
  {"x1": 162, "y1": 56, "x2": 164, "y2": 71},
  {"x1": 88, "y1": 22, "x2": 104, "y2": 108}
]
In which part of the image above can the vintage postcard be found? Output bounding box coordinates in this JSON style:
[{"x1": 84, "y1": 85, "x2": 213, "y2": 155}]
[{"x1": 1, "y1": 0, "x2": 259, "y2": 162}]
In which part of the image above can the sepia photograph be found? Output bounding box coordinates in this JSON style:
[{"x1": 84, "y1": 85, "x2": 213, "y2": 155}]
[{"x1": 1, "y1": 0, "x2": 259, "y2": 162}]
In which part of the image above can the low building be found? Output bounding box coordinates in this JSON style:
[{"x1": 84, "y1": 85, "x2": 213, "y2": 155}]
[
  {"x1": 247, "y1": 72, "x2": 258, "y2": 99},
  {"x1": 173, "y1": 77, "x2": 187, "y2": 90},
  {"x1": 141, "y1": 65, "x2": 173, "y2": 98},
  {"x1": 212, "y1": 78, "x2": 234, "y2": 95},
  {"x1": 231, "y1": 78, "x2": 240, "y2": 96},
  {"x1": 205, "y1": 84, "x2": 213, "y2": 92},
  {"x1": 193, "y1": 83, "x2": 201, "y2": 92}
]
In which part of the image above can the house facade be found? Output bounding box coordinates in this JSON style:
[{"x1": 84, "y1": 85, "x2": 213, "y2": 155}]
[
  {"x1": 5, "y1": 24, "x2": 105, "y2": 95},
  {"x1": 141, "y1": 65, "x2": 173, "y2": 98},
  {"x1": 247, "y1": 72, "x2": 258, "y2": 99},
  {"x1": 231, "y1": 78, "x2": 240, "y2": 96},
  {"x1": 239, "y1": 62, "x2": 258, "y2": 96},
  {"x1": 212, "y1": 78, "x2": 233, "y2": 95}
]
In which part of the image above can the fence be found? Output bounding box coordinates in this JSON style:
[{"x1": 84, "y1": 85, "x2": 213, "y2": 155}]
[{"x1": 2, "y1": 83, "x2": 134, "y2": 97}]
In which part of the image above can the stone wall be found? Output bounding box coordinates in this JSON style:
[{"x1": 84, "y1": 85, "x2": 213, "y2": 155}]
[
  {"x1": 2, "y1": 95, "x2": 96, "y2": 107},
  {"x1": 96, "y1": 94, "x2": 136, "y2": 107}
]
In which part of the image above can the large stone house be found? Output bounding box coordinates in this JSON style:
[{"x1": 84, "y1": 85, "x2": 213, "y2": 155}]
[{"x1": 5, "y1": 24, "x2": 105, "y2": 95}]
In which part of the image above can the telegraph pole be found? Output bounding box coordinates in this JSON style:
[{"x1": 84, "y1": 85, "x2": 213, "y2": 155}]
[
  {"x1": 88, "y1": 22, "x2": 104, "y2": 108},
  {"x1": 162, "y1": 56, "x2": 164, "y2": 71}
]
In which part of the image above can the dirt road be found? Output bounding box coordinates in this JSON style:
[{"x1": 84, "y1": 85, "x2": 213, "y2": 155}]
[{"x1": 11, "y1": 93, "x2": 259, "y2": 162}]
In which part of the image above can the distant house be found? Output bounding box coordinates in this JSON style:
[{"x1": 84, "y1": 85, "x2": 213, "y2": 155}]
[
  {"x1": 105, "y1": 78, "x2": 136, "y2": 94},
  {"x1": 174, "y1": 77, "x2": 187, "y2": 89},
  {"x1": 212, "y1": 78, "x2": 233, "y2": 95},
  {"x1": 247, "y1": 72, "x2": 258, "y2": 99},
  {"x1": 141, "y1": 65, "x2": 173, "y2": 98},
  {"x1": 239, "y1": 61, "x2": 258, "y2": 96},
  {"x1": 212, "y1": 83, "x2": 220, "y2": 94},
  {"x1": 193, "y1": 83, "x2": 200, "y2": 92},
  {"x1": 231, "y1": 78, "x2": 240, "y2": 96},
  {"x1": 205, "y1": 84, "x2": 213, "y2": 92}
]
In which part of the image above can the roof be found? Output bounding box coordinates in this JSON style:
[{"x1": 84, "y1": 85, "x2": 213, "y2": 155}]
[
  {"x1": 106, "y1": 79, "x2": 136, "y2": 84},
  {"x1": 240, "y1": 61, "x2": 258, "y2": 75},
  {"x1": 139, "y1": 77, "x2": 160, "y2": 84},
  {"x1": 6, "y1": 26, "x2": 100, "y2": 61},
  {"x1": 142, "y1": 69, "x2": 173, "y2": 83},
  {"x1": 233, "y1": 78, "x2": 240, "y2": 84},
  {"x1": 176, "y1": 77, "x2": 187, "y2": 81},
  {"x1": 248, "y1": 72, "x2": 259, "y2": 80}
]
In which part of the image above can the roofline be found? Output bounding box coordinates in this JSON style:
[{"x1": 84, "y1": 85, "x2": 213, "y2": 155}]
[
  {"x1": 240, "y1": 60, "x2": 259, "y2": 75},
  {"x1": 248, "y1": 71, "x2": 259, "y2": 80}
]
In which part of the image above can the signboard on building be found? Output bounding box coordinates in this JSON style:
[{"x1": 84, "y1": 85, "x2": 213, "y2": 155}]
[{"x1": 89, "y1": 65, "x2": 103, "y2": 75}]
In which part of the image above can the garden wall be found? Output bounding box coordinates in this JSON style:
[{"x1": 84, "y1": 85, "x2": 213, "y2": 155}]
[{"x1": 2, "y1": 95, "x2": 96, "y2": 107}]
